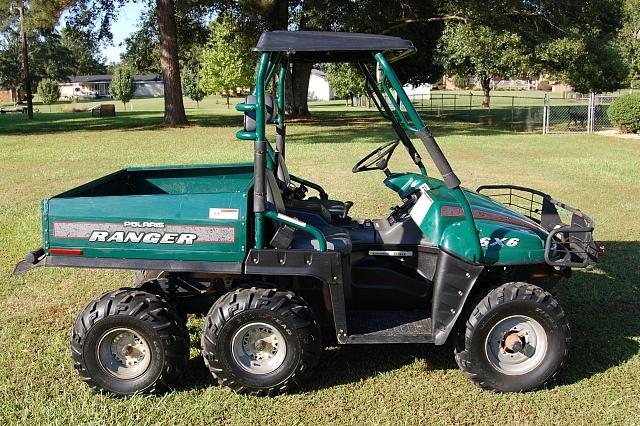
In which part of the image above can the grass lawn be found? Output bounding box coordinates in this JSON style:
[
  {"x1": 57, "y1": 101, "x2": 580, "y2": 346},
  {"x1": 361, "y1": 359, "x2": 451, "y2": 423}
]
[{"x1": 0, "y1": 98, "x2": 639, "y2": 425}]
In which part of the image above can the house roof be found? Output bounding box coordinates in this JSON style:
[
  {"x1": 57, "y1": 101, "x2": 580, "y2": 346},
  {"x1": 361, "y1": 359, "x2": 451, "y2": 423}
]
[
  {"x1": 254, "y1": 31, "x2": 416, "y2": 63},
  {"x1": 310, "y1": 69, "x2": 327, "y2": 78},
  {"x1": 65, "y1": 74, "x2": 163, "y2": 84}
]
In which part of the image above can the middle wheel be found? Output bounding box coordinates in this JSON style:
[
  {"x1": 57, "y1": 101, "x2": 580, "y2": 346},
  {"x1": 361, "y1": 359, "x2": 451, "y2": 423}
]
[{"x1": 201, "y1": 287, "x2": 322, "y2": 396}]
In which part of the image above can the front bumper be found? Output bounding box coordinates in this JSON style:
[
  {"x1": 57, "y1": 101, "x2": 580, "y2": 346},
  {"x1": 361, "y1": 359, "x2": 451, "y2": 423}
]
[{"x1": 477, "y1": 185, "x2": 601, "y2": 268}]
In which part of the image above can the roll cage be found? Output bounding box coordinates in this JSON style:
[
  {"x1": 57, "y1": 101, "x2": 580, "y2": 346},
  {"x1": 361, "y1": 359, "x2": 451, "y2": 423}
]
[{"x1": 236, "y1": 31, "x2": 484, "y2": 263}]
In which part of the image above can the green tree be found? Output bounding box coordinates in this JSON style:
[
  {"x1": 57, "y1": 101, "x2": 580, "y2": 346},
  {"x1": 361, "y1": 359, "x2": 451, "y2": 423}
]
[
  {"x1": 438, "y1": 23, "x2": 529, "y2": 107},
  {"x1": 29, "y1": 29, "x2": 75, "y2": 82},
  {"x1": 110, "y1": 65, "x2": 135, "y2": 110},
  {"x1": 60, "y1": 25, "x2": 107, "y2": 75},
  {"x1": 37, "y1": 77, "x2": 59, "y2": 111},
  {"x1": 59, "y1": 0, "x2": 188, "y2": 125},
  {"x1": 182, "y1": 66, "x2": 205, "y2": 108},
  {"x1": 539, "y1": 37, "x2": 627, "y2": 94},
  {"x1": 326, "y1": 63, "x2": 365, "y2": 106},
  {"x1": 199, "y1": 15, "x2": 254, "y2": 108},
  {"x1": 617, "y1": 0, "x2": 640, "y2": 88},
  {"x1": 0, "y1": 32, "x2": 21, "y2": 100},
  {"x1": 120, "y1": 9, "x2": 161, "y2": 74},
  {"x1": 0, "y1": 27, "x2": 75, "y2": 99}
]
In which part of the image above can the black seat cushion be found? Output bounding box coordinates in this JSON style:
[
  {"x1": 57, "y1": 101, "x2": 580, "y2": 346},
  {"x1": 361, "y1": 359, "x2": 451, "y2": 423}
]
[
  {"x1": 287, "y1": 209, "x2": 352, "y2": 254},
  {"x1": 321, "y1": 199, "x2": 347, "y2": 217},
  {"x1": 284, "y1": 198, "x2": 333, "y2": 223}
]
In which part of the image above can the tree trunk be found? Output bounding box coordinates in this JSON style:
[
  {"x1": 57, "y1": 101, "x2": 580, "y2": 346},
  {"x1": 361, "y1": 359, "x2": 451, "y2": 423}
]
[
  {"x1": 289, "y1": 62, "x2": 312, "y2": 117},
  {"x1": 18, "y1": 3, "x2": 33, "y2": 120},
  {"x1": 284, "y1": 65, "x2": 294, "y2": 114},
  {"x1": 266, "y1": 0, "x2": 288, "y2": 30},
  {"x1": 156, "y1": 0, "x2": 188, "y2": 126},
  {"x1": 480, "y1": 77, "x2": 491, "y2": 108}
]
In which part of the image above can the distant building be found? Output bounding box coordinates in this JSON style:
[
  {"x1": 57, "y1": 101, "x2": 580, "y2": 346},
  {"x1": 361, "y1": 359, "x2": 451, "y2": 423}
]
[
  {"x1": 59, "y1": 74, "x2": 164, "y2": 100},
  {"x1": 0, "y1": 88, "x2": 18, "y2": 103},
  {"x1": 551, "y1": 83, "x2": 574, "y2": 93},
  {"x1": 308, "y1": 69, "x2": 333, "y2": 101},
  {"x1": 404, "y1": 83, "x2": 432, "y2": 99}
]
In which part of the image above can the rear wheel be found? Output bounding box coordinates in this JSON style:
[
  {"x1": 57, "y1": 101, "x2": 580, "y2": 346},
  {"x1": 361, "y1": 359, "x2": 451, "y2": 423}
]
[
  {"x1": 455, "y1": 282, "x2": 570, "y2": 392},
  {"x1": 70, "y1": 289, "x2": 189, "y2": 396},
  {"x1": 201, "y1": 287, "x2": 322, "y2": 396}
]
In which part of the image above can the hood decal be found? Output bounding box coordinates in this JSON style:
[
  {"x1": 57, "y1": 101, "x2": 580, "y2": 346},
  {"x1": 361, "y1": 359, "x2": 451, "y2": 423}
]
[{"x1": 440, "y1": 205, "x2": 540, "y2": 230}]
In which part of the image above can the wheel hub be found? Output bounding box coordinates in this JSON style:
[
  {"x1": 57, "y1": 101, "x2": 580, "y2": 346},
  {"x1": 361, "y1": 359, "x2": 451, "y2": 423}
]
[
  {"x1": 232, "y1": 322, "x2": 287, "y2": 375},
  {"x1": 502, "y1": 330, "x2": 526, "y2": 353},
  {"x1": 485, "y1": 315, "x2": 548, "y2": 375},
  {"x1": 97, "y1": 328, "x2": 152, "y2": 379}
]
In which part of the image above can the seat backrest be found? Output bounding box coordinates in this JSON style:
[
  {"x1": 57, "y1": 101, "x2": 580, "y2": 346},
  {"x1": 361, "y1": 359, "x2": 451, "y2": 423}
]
[
  {"x1": 265, "y1": 169, "x2": 286, "y2": 214},
  {"x1": 275, "y1": 151, "x2": 295, "y2": 190}
]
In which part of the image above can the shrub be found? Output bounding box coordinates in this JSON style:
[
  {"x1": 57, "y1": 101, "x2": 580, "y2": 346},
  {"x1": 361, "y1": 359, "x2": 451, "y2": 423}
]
[
  {"x1": 110, "y1": 65, "x2": 135, "y2": 109},
  {"x1": 452, "y1": 74, "x2": 469, "y2": 89},
  {"x1": 537, "y1": 80, "x2": 552, "y2": 91},
  {"x1": 37, "y1": 78, "x2": 60, "y2": 111},
  {"x1": 60, "y1": 103, "x2": 90, "y2": 113},
  {"x1": 607, "y1": 93, "x2": 640, "y2": 133}
]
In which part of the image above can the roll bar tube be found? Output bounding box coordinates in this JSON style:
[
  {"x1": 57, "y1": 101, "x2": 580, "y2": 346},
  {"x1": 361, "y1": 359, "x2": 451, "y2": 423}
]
[
  {"x1": 252, "y1": 53, "x2": 270, "y2": 249},
  {"x1": 243, "y1": 54, "x2": 327, "y2": 252},
  {"x1": 374, "y1": 53, "x2": 483, "y2": 262},
  {"x1": 264, "y1": 211, "x2": 327, "y2": 252},
  {"x1": 358, "y1": 62, "x2": 427, "y2": 176},
  {"x1": 275, "y1": 64, "x2": 286, "y2": 160}
]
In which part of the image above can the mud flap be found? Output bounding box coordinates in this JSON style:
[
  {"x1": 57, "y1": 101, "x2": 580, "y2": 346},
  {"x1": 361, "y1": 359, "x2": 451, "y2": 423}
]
[
  {"x1": 431, "y1": 250, "x2": 483, "y2": 345},
  {"x1": 13, "y1": 248, "x2": 46, "y2": 275}
]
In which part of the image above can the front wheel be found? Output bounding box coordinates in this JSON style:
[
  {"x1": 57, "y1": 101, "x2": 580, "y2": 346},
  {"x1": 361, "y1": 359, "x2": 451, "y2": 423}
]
[
  {"x1": 201, "y1": 287, "x2": 322, "y2": 396},
  {"x1": 455, "y1": 282, "x2": 570, "y2": 392}
]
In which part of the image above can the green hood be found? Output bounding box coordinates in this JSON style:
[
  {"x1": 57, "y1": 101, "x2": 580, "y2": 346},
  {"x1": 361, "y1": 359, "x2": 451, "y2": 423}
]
[{"x1": 385, "y1": 173, "x2": 549, "y2": 264}]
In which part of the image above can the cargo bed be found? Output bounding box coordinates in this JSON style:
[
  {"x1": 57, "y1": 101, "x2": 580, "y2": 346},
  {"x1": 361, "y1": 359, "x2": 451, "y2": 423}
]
[{"x1": 16, "y1": 163, "x2": 255, "y2": 274}]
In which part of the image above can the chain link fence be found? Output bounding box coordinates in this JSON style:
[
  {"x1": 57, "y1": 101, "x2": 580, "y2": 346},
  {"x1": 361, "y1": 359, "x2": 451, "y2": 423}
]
[
  {"x1": 542, "y1": 93, "x2": 618, "y2": 133},
  {"x1": 366, "y1": 91, "x2": 619, "y2": 134},
  {"x1": 410, "y1": 92, "x2": 546, "y2": 132}
]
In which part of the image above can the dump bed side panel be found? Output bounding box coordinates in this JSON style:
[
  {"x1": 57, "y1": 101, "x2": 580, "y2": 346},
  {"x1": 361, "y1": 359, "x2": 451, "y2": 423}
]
[{"x1": 44, "y1": 192, "x2": 249, "y2": 262}]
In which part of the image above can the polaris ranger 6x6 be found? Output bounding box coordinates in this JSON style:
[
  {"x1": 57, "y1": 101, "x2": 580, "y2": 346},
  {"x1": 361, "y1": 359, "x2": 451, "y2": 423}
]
[{"x1": 15, "y1": 31, "x2": 600, "y2": 396}]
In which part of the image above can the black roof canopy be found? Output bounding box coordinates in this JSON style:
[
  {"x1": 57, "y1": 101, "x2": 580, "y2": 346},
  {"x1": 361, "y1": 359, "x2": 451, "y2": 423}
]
[{"x1": 254, "y1": 31, "x2": 416, "y2": 62}]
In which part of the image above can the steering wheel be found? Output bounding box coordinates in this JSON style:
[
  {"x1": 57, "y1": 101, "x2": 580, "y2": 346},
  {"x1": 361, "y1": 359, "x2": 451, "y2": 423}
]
[{"x1": 352, "y1": 139, "x2": 401, "y2": 173}]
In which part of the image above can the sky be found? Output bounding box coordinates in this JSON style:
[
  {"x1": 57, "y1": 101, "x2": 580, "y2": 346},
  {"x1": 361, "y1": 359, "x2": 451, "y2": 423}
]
[{"x1": 99, "y1": 2, "x2": 145, "y2": 64}]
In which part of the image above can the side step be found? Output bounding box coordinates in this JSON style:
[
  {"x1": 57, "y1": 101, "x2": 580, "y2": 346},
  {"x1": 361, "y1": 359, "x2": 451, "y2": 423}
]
[{"x1": 342, "y1": 309, "x2": 433, "y2": 344}]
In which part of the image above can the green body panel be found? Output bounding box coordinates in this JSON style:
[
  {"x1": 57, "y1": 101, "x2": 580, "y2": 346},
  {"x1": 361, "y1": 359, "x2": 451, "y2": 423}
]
[
  {"x1": 44, "y1": 164, "x2": 253, "y2": 262},
  {"x1": 385, "y1": 173, "x2": 549, "y2": 264}
]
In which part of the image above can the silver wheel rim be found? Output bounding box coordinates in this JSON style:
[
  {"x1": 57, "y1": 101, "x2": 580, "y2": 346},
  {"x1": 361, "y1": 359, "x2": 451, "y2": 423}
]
[
  {"x1": 231, "y1": 322, "x2": 287, "y2": 375},
  {"x1": 97, "y1": 327, "x2": 152, "y2": 380},
  {"x1": 485, "y1": 315, "x2": 548, "y2": 375}
]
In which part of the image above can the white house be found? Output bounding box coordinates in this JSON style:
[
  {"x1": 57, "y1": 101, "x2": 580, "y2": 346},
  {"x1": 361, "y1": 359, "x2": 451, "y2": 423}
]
[
  {"x1": 308, "y1": 69, "x2": 333, "y2": 101},
  {"x1": 59, "y1": 74, "x2": 164, "y2": 100},
  {"x1": 403, "y1": 82, "x2": 432, "y2": 100}
]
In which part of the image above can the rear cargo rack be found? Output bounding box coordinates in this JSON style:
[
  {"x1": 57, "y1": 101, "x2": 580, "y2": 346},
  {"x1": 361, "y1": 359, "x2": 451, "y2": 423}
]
[{"x1": 477, "y1": 185, "x2": 599, "y2": 268}]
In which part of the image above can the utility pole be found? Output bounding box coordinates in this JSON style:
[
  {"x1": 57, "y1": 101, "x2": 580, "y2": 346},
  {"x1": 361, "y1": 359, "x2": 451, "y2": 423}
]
[{"x1": 13, "y1": 0, "x2": 33, "y2": 119}]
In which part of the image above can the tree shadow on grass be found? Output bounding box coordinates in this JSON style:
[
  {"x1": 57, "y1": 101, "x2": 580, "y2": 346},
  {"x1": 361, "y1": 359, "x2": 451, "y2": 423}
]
[
  {"x1": 0, "y1": 110, "x2": 243, "y2": 135},
  {"x1": 176, "y1": 241, "x2": 639, "y2": 394},
  {"x1": 0, "y1": 107, "x2": 533, "y2": 139}
]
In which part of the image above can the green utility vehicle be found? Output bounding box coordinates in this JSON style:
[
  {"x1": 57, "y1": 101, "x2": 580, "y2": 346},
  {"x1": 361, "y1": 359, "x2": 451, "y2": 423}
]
[{"x1": 15, "y1": 31, "x2": 600, "y2": 396}]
